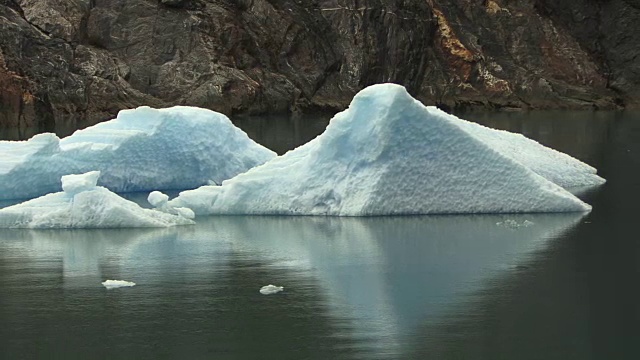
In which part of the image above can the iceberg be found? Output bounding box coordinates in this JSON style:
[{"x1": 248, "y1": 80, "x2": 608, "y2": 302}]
[
  {"x1": 102, "y1": 280, "x2": 136, "y2": 289},
  {"x1": 147, "y1": 191, "x2": 195, "y2": 220},
  {"x1": 0, "y1": 106, "x2": 276, "y2": 200},
  {"x1": 0, "y1": 171, "x2": 195, "y2": 228},
  {"x1": 260, "y1": 285, "x2": 284, "y2": 295},
  {"x1": 168, "y1": 84, "x2": 600, "y2": 216}
]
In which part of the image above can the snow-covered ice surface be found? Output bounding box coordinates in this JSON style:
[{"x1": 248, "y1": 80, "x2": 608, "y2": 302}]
[
  {"x1": 0, "y1": 171, "x2": 195, "y2": 228},
  {"x1": 147, "y1": 191, "x2": 195, "y2": 220},
  {"x1": 450, "y1": 112, "x2": 605, "y2": 189},
  {"x1": 102, "y1": 280, "x2": 136, "y2": 289},
  {"x1": 169, "y1": 84, "x2": 599, "y2": 216},
  {"x1": 0, "y1": 106, "x2": 275, "y2": 200},
  {"x1": 260, "y1": 285, "x2": 284, "y2": 295},
  {"x1": 61, "y1": 170, "x2": 101, "y2": 195}
]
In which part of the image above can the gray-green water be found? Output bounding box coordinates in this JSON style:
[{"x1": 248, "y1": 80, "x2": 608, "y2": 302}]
[{"x1": 1, "y1": 111, "x2": 639, "y2": 359}]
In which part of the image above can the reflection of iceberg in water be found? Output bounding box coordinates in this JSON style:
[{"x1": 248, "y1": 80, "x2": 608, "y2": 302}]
[
  {"x1": 0, "y1": 212, "x2": 584, "y2": 358},
  {"x1": 369, "y1": 214, "x2": 584, "y2": 331},
  {"x1": 193, "y1": 213, "x2": 584, "y2": 354},
  {"x1": 200, "y1": 216, "x2": 400, "y2": 353},
  {"x1": 0, "y1": 227, "x2": 202, "y2": 288}
]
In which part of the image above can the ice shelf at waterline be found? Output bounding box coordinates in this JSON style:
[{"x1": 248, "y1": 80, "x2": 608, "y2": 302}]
[
  {"x1": 0, "y1": 171, "x2": 194, "y2": 228},
  {"x1": 0, "y1": 106, "x2": 276, "y2": 200},
  {"x1": 167, "y1": 84, "x2": 602, "y2": 216}
]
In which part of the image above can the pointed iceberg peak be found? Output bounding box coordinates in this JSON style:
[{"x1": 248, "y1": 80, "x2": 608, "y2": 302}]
[
  {"x1": 326, "y1": 83, "x2": 419, "y2": 133},
  {"x1": 169, "y1": 84, "x2": 601, "y2": 216},
  {"x1": 351, "y1": 83, "x2": 414, "y2": 104}
]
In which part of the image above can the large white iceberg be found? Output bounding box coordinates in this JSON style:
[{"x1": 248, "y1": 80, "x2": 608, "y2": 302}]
[
  {"x1": 168, "y1": 84, "x2": 601, "y2": 216},
  {"x1": 0, "y1": 106, "x2": 276, "y2": 200},
  {"x1": 0, "y1": 171, "x2": 195, "y2": 228}
]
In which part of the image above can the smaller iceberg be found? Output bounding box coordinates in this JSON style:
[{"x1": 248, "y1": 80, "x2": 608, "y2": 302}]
[
  {"x1": 260, "y1": 285, "x2": 284, "y2": 295},
  {"x1": 102, "y1": 280, "x2": 136, "y2": 289},
  {"x1": 0, "y1": 171, "x2": 195, "y2": 228},
  {"x1": 0, "y1": 106, "x2": 276, "y2": 200}
]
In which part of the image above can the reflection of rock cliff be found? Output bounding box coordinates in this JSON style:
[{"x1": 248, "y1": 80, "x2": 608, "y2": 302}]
[{"x1": 1, "y1": 0, "x2": 637, "y2": 129}]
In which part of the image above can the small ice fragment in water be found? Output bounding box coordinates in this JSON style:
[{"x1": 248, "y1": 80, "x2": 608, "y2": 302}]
[
  {"x1": 102, "y1": 280, "x2": 136, "y2": 289},
  {"x1": 260, "y1": 284, "x2": 284, "y2": 295}
]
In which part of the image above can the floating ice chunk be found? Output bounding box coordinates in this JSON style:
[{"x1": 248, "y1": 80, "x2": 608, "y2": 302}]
[
  {"x1": 0, "y1": 106, "x2": 276, "y2": 200},
  {"x1": 169, "y1": 84, "x2": 597, "y2": 216},
  {"x1": 102, "y1": 280, "x2": 136, "y2": 289},
  {"x1": 0, "y1": 172, "x2": 195, "y2": 228},
  {"x1": 61, "y1": 171, "x2": 101, "y2": 195},
  {"x1": 148, "y1": 191, "x2": 169, "y2": 208},
  {"x1": 260, "y1": 285, "x2": 284, "y2": 295},
  {"x1": 148, "y1": 191, "x2": 195, "y2": 219}
]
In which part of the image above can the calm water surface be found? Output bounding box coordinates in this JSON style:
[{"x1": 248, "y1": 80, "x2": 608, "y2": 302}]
[{"x1": 1, "y1": 111, "x2": 639, "y2": 359}]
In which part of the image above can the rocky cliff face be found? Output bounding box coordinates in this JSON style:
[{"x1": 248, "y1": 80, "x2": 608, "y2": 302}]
[{"x1": 0, "y1": 0, "x2": 637, "y2": 130}]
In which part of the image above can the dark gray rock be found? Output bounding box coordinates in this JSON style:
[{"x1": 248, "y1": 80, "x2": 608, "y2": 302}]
[{"x1": 0, "y1": 0, "x2": 638, "y2": 133}]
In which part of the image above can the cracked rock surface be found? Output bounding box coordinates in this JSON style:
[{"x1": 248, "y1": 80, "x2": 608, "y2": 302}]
[{"x1": 0, "y1": 0, "x2": 636, "y2": 131}]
